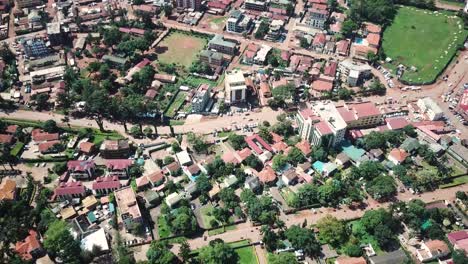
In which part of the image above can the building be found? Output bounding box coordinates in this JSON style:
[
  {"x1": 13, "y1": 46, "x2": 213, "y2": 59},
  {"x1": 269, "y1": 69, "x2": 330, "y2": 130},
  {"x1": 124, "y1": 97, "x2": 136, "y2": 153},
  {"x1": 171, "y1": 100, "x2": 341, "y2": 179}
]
[
  {"x1": 100, "y1": 140, "x2": 130, "y2": 159},
  {"x1": 388, "y1": 148, "x2": 409, "y2": 165},
  {"x1": 115, "y1": 187, "x2": 143, "y2": 231},
  {"x1": 80, "y1": 228, "x2": 109, "y2": 253},
  {"x1": 16, "y1": 0, "x2": 42, "y2": 8},
  {"x1": 67, "y1": 160, "x2": 95, "y2": 180},
  {"x1": 226, "y1": 10, "x2": 252, "y2": 34},
  {"x1": 447, "y1": 230, "x2": 468, "y2": 256},
  {"x1": 176, "y1": 0, "x2": 201, "y2": 10},
  {"x1": 199, "y1": 50, "x2": 224, "y2": 67},
  {"x1": 336, "y1": 102, "x2": 383, "y2": 128},
  {"x1": 225, "y1": 70, "x2": 247, "y2": 104},
  {"x1": 54, "y1": 181, "x2": 86, "y2": 200},
  {"x1": 208, "y1": 34, "x2": 237, "y2": 55},
  {"x1": 296, "y1": 102, "x2": 347, "y2": 147},
  {"x1": 335, "y1": 256, "x2": 366, "y2": 264},
  {"x1": 416, "y1": 240, "x2": 450, "y2": 262},
  {"x1": 265, "y1": 20, "x2": 284, "y2": 41},
  {"x1": 244, "y1": 0, "x2": 266, "y2": 11},
  {"x1": 304, "y1": 8, "x2": 329, "y2": 29},
  {"x1": 339, "y1": 59, "x2": 372, "y2": 86},
  {"x1": 244, "y1": 176, "x2": 260, "y2": 190},
  {"x1": 106, "y1": 159, "x2": 133, "y2": 178},
  {"x1": 0, "y1": 179, "x2": 17, "y2": 201},
  {"x1": 456, "y1": 89, "x2": 468, "y2": 121},
  {"x1": 245, "y1": 134, "x2": 273, "y2": 155},
  {"x1": 92, "y1": 176, "x2": 121, "y2": 196},
  {"x1": 417, "y1": 97, "x2": 444, "y2": 121},
  {"x1": 15, "y1": 230, "x2": 43, "y2": 261},
  {"x1": 369, "y1": 250, "x2": 407, "y2": 264},
  {"x1": 192, "y1": 84, "x2": 212, "y2": 113}
]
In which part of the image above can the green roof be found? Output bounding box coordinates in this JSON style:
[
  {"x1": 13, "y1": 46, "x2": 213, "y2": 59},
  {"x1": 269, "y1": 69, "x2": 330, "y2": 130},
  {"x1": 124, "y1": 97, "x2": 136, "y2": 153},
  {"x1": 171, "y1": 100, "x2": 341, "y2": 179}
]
[
  {"x1": 421, "y1": 219, "x2": 432, "y2": 230},
  {"x1": 209, "y1": 35, "x2": 236, "y2": 49},
  {"x1": 102, "y1": 55, "x2": 128, "y2": 65},
  {"x1": 87, "y1": 212, "x2": 97, "y2": 223}
]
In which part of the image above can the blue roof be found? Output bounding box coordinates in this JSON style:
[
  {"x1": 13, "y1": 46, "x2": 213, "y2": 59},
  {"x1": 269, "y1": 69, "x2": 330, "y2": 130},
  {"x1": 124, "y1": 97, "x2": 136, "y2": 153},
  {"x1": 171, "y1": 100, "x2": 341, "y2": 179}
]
[
  {"x1": 313, "y1": 161, "x2": 325, "y2": 173},
  {"x1": 87, "y1": 212, "x2": 97, "y2": 223},
  {"x1": 109, "y1": 203, "x2": 115, "y2": 213},
  {"x1": 341, "y1": 142, "x2": 366, "y2": 162}
]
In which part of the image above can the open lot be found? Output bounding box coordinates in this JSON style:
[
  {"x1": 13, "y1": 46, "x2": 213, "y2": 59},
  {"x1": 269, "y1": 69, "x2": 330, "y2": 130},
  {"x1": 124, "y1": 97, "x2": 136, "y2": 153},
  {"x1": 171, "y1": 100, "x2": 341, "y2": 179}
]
[
  {"x1": 156, "y1": 31, "x2": 208, "y2": 68},
  {"x1": 229, "y1": 240, "x2": 258, "y2": 264},
  {"x1": 164, "y1": 91, "x2": 188, "y2": 118},
  {"x1": 199, "y1": 14, "x2": 227, "y2": 31},
  {"x1": 382, "y1": 6, "x2": 467, "y2": 84}
]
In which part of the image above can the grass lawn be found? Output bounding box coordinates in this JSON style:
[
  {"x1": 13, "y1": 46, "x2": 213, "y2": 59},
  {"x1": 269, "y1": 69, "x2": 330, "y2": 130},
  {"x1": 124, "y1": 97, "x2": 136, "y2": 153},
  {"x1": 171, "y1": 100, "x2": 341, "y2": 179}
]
[
  {"x1": 169, "y1": 120, "x2": 185, "y2": 126},
  {"x1": 280, "y1": 188, "x2": 296, "y2": 206},
  {"x1": 91, "y1": 131, "x2": 124, "y2": 146},
  {"x1": 208, "y1": 225, "x2": 236, "y2": 236},
  {"x1": 10, "y1": 142, "x2": 24, "y2": 157},
  {"x1": 182, "y1": 75, "x2": 218, "y2": 88},
  {"x1": 157, "y1": 216, "x2": 171, "y2": 238},
  {"x1": 229, "y1": 240, "x2": 258, "y2": 264},
  {"x1": 164, "y1": 92, "x2": 187, "y2": 118},
  {"x1": 382, "y1": 6, "x2": 467, "y2": 84},
  {"x1": 200, "y1": 205, "x2": 217, "y2": 229},
  {"x1": 156, "y1": 31, "x2": 208, "y2": 68},
  {"x1": 440, "y1": 175, "x2": 468, "y2": 188}
]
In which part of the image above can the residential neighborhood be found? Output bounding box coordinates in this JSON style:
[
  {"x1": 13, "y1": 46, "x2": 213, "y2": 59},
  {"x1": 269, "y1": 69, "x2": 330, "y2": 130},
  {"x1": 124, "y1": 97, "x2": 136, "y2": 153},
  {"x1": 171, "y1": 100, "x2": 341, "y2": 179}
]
[{"x1": 0, "y1": 0, "x2": 468, "y2": 263}]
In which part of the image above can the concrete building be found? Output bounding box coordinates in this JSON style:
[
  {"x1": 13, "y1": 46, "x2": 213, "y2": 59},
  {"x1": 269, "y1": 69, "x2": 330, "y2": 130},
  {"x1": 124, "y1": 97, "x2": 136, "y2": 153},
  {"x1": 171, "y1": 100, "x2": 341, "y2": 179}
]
[
  {"x1": 115, "y1": 186, "x2": 143, "y2": 231},
  {"x1": 336, "y1": 102, "x2": 383, "y2": 128},
  {"x1": 265, "y1": 20, "x2": 284, "y2": 41},
  {"x1": 208, "y1": 34, "x2": 237, "y2": 55},
  {"x1": 226, "y1": 10, "x2": 252, "y2": 34},
  {"x1": 191, "y1": 84, "x2": 211, "y2": 113},
  {"x1": 296, "y1": 102, "x2": 347, "y2": 147},
  {"x1": 199, "y1": 50, "x2": 224, "y2": 67},
  {"x1": 225, "y1": 70, "x2": 247, "y2": 104},
  {"x1": 339, "y1": 59, "x2": 372, "y2": 86},
  {"x1": 16, "y1": 0, "x2": 42, "y2": 8},
  {"x1": 176, "y1": 0, "x2": 201, "y2": 10},
  {"x1": 417, "y1": 97, "x2": 444, "y2": 121},
  {"x1": 244, "y1": 0, "x2": 266, "y2": 11},
  {"x1": 304, "y1": 8, "x2": 328, "y2": 29}
]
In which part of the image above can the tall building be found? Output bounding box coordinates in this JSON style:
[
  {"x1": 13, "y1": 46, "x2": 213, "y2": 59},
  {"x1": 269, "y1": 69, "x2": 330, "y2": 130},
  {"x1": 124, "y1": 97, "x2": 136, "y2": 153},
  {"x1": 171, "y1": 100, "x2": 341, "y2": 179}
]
[
  {"x1": 225, "y1": 70, "x2": 247, "y2": 104},
  {"x1": 244, "y1": 0, "x2": 266, "y2": 11},
  {"x1": 336, "y1": 102, "x2": 383, "y2": 128},
  {"x1": 176, "y1": 0, "x2": 201, "y2": 10},
  {"x1": 417, "y1": 97, "x2": 444, "y2": 121},
  {"x1": 192, "y1": 84, "x2": 212, "y2": 113},
  {"x1": 208, "y1": 34, "x2": 237, "y2": 55},
  {"x1": 16, "y1": 0, "x2": 43, "y2": 8},
  {"x1": 115, "y1": 186, "x2": 143, "y2": 231},
  {"x1": 296, "y1": 101, "x2": 347, "y2": 147},
  {"x1": 304, "y1": 8, "x2": 328, "y2": 29},
  {"x1": 226, "y1": 10, "x2": 252, "y2": 34}
]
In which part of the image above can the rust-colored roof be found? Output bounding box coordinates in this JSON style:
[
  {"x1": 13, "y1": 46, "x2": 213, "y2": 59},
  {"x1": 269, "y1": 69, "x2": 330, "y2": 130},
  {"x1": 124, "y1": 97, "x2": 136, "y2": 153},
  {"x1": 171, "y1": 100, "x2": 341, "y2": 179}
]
[
  {"x1": 0, "y1": 179, "x2": 16, "y2": 200},
  {"x1": 79, "y1": 141, "x2": 95, "y2": 154},
  {"x1": 15, "y1": 230, "x2": 41, "y2": 261},
  {"x1": 258, "y1": 166, "x2": 276, "y2": 183}
]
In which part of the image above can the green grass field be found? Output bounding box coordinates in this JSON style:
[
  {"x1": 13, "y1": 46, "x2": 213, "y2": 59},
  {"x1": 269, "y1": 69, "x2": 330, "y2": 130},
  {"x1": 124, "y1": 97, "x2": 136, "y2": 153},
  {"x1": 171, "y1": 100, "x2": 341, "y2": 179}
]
[
  {"x1": 157, "y1": 216, "x2": 171, "y2": 238},
  {"x1": 164, "y1": 91, "x2": 187, "y2": 118},
  {"x1": 200, "y1": 205, "x2": 217, "y2": 229},
  {"x1": 440, "y1": 0, "x2": 466, "y2": 7},
  {"x1": 157, "y1": 32, "x2": 208, "y2": 67},
  {"x1": 382, "y1": 6, "x2": 467, "y2": 84},
  {"x1": 229, "y1": 240, "x2": 258, "y2": 264}
]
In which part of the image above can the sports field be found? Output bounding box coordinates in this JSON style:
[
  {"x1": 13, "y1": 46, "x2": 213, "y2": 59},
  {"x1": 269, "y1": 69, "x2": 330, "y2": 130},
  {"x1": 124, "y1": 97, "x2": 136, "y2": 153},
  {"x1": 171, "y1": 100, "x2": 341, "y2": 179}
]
[
  {"x1": 156, "y1": 31, "x2": 208, "y2": 67},
  {"x1": 382, "y1": 6, "x2": 467, "y2": 84}
]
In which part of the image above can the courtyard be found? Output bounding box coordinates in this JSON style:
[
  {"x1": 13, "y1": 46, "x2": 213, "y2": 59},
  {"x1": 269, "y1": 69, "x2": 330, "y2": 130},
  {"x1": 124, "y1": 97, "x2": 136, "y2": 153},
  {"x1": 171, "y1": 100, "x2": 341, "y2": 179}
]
[{"x1": 382, "y1": 6, "x2": 467, "y2": 84}]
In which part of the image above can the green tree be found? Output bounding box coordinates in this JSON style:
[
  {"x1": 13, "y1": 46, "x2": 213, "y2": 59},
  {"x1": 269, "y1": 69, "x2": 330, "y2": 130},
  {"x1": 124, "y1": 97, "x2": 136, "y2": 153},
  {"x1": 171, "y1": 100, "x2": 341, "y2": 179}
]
[
  {"x1": 84, "y1": 89, "x2": 111, "y2": 131},
  {"x1": 228, "y1": 134, "x2": 247, "y2": 150},
  {"x1": 44, "y1": 221, "x2": 81, "y2": 264},
  {"x1": 272, "y1": 154, "x2": 288, "y2": 171},
  {"x1": 219, "y1": 188, "x2": 239, "y2": 211},
  {"x1": 33, "y1": 93, "x2": 50, "y2": 111},
  {"x1": 146, "y1": 241, "x2": 176, "y2": 264},
  {"x1": 452, "y1": 249, "x2": 468, "y2": 264},
  {"x1": 341, "y1": 19, "x2": 359, "y2": 37},
  {"x1": 43, "y1": 120, "x2": 59, "y2": 133},
  {"x1": 244, "y1": 155, "x2": 263, "y2": 171},
  {"x1": 287, "y1": 147, "x2": 306, "y2": 166},
  {"x1": 366, "y1": 175, "x2": 396, "y2": 201},
  {"x1": 285, "y1": 226, "x2": 321, "y2": 257},
  {"x1": 187, "y1": 132, "x2": 209, "y2": 154},
  {"x1": 198, "y1": 239, "x2": 239, "y2": 264},
  {"x1": 195, "y1": 174, "x2": 211, "y2": 193},
  {"x1": 268, "y1": 252, "x2": 299, "y2": 264},
  {"x1": 179, "y1": 240, "x2": 191, "y2": 263},
  {"x1": 261, "y1": 225, "x2": 279, "y2": 251},
  {"x1": 316, "y1": 215, "x2": 348, "y2": 248}
]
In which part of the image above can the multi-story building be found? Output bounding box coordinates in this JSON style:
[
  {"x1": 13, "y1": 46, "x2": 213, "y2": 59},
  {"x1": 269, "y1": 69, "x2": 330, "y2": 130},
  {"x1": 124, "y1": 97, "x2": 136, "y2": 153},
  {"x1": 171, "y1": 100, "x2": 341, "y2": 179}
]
[
  {"x1": 304, "y1": 8, "x2": 328, "y2": 29},
  {"x1": 100, "y1": 140, "x2": 130, "y2": 159},
  {"x1": 192, "y1": 84, "x2": 212, "y2": 113},
  {"x1": 92, "y1": 176, "x2": 121, "y2": 196},
  {"x1": 199, "y1": 50, "x2": 224, "y2": 67},
  {"x1": 226, "y1": 10, "x2": 252, "y2": 33},
  {"x1": 208, "y1": 34, "x2": 237, "y2": 55},
  {"x1": 339, "y1": 59, "x2": 372, "y2": 86},
  {"x1": 67, "y1": 160, "x2": 95, "y2": 180},
  {"x1": 115, "y1": 186, "x2": 143, "y2": 231},
  {"x1": 106, "y1": 159, "x2": 133, "y2": 178},
  {"x1": 16, "y1": 0, "x2": 43, "y2": 8},
  {"x1": 336, "y1": 102, "x2": 383, "y2": 128},
  {"x1": 244, "y1": 0, "x2": 266, "y2": 11},
  {"x1": 265, "y1": 20, "x2": 284, "y2": 41},
  {"x1": 296, "y1": 102, "x2": 347, "y2": 147},
  {"x1": 176, "y1": 0, "x2": 201, "y2": 10},
  {"x1": 225, "y1": 70, "x2": 247, "y2": 104},
  {"x1": 417, "y1": 97, "x2": 444, "y2": 121}
]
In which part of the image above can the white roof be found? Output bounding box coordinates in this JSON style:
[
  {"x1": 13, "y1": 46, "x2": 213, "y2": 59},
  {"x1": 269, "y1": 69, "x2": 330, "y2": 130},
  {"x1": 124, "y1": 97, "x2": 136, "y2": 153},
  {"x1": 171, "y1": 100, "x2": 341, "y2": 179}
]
[
  {"x1": 165, "y1": 192, "x2": 182, "y2": 207},
  {"x1": 80, "y1": 228, "x2": 109, "y2": 252},
  {"x1": 176, "y1": 151, "x2": 191, "y2": 165}
]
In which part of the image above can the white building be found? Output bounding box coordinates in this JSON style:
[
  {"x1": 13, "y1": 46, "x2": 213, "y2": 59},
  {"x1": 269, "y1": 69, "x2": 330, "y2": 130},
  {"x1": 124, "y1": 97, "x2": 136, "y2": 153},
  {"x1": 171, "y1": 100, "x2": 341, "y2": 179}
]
[
  {"x1": 191, "y1": 84, "x2": 211, "y2": 113},
  {"x1": 254, "y1": 44, "x2": 272, "y2": 65},
  {"x1": 417, "y1": 97, "x2": 444, "y2": 121},
  {"x1": 225, "y1": 70, "x2": 247, "y2": 104},
  {"x1": 339, "y1": 59, "x2": 372, "y2": 86}
]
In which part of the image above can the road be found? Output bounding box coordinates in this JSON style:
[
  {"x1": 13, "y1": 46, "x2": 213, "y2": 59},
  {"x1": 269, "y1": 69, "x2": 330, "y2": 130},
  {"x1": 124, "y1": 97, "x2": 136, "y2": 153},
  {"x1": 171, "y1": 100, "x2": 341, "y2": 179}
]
[{"x1": 436, "y1": 0, "x2": 466, "y2": 11}]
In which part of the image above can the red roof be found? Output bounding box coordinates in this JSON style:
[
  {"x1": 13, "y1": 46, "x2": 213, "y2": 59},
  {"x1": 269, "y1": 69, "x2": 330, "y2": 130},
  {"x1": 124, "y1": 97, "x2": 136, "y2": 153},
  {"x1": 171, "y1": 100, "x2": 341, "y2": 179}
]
[
  {"x1": 258, "y1": 166, "x2": 277, "y2": 183},
  {"x1": 315, "y1": 121, "x2": 333, "y2": 135},
  {"x1": 222, "y1": 151, "x2": 240, "y2": 164},
  {"x1": 6, "y1": 125, "x2": 19, "y2": 134},
  {"x1": 136, "y1": 58, "x2": 151, "y2": 69},
  {"x1": 145, "y1": 89, "x2": 157, "y2": 99},
  {"x1": 237, "y1": 147, "x2": 252, "y2": 161},
  {"x1": 313, "y1": 33, "x2": 326, "y2": 46},
  {"x1": 92, "y1": 176, "x2": 121, "y2": 190},
  {"x1": 458, "y1": 90, "x2": 468, "y2": 112},
  {"x1": 32, "y1": 129, "x2": 59, "y2": 142},
  {"x1": 38, "y1": 140, "x2": 61, "y2": 153},
  {"x1": 386, "y1": 117, "x2": 409, "y2": 130},
  {"x1": 272, "y1": 141, "x2": 288, "y2": 152},
  {"x1": 311, "y1": 79, "x2": 333, "y2": 92},
  {"x1": 148, "y1": 171, "x2": 165, "y2": 183},
  {"x1": 207, "y1": 1, "x2": 229, "y2": 9},
  {"x1": 364, "y1": 22, "x2": 382, "y2": 34},
  {"x1": 79, "y1": 142, "x2": 95, "y2": 153},
  {"x1": 54, "y1": 181, "x2": 86, "y2": 197},
  {"x1": 270, "y1": 132, "x2": 284, "y2": 143},
  {"x1": 366, "y1": 33, "x2": 380, "y2": 47},
  {"x1": 352, "y1": 102, "x2": 381, "y2": 118},
  {"x1": 336, "y1": 39, "x2": 350, "y2": 55},
  {"x1": 106, "y1": 159, "x2": 133, "y2": 170},
  {"x1": 15, "y1": 230, "x2": 41, "y2": 261},
  {"x1": 245, "y1": 134, "x2": 273, "y2": 154},
  {"x1": 389, "y1": 148, "x2": 409, "y2": 163},
  {"x1": 295, "y1": 140, "x2": 312, "y2": 156},
  {"x1": 269, "y1": 7, "x2": 287, "y2": 15},
  {"x1": 0, "y1": 134, "x2": 13, "y2": 144},
  {"x1": 323, "y1": 61, "x2": 337, "y2": 77},
  {"x1": 447, "y1": 230, "x2": 468, "y2": 244},
  {"x1": 67, "y1": 160, "x2": 95, "y2": 172},
  {"x1": 281, "y1": 51, "x2": 291, "y2": 61}
]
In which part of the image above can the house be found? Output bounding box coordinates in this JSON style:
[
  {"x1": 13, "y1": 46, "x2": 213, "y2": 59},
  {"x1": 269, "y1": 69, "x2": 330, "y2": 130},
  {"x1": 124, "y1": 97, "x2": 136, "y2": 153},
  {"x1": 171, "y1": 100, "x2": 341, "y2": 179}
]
[
  {"x1": 221, "y1": 175, "x2": 238, "y2": 188},
  {"x1": 106, "y1": 159, "x2": 133, "y2": 178},
  {"x1": 368, "y1": 149, "x2": 384, "y2": 161},
  {"x1": 335, "y1": 256, "x2": 367, "y2": 264},
  {"x1": 15, "y1": 230, "x2": 43, "y2": 261},
  {"x1": 92, "y1": 176, "x2": 121, "y2": 196},
  {"x1": 295, "y1": 140, "x2": 312, "y2": 156},
  {"x1": 447, "y1": 230, "x2": 468, "y2": 255},
  {"x1": 136, "y1": 175, "x2": 150, "y2": 190},
  {"x1": 114, "y1": 186, "x2": 143, "y2": 231},
  {"x1": 416, "y1": 240, "x2": 450, "y2": 262},
  {"x1": 80, "y1": 228, "x2": 109, "y2": 253},
  {"x1": 400, "y1": 137, "x2": 420, "y2": 154},
  {"x1": 79, "y1": 142, "x2": 95, "y2": 155},
  {"x1": 38, "y1": 140, "x2": 62, "y2": 154},
  {"x1": 82, "y1": 195, "x2": 98, "y2": 210},
  {"x1": 314, "y1": 161, "x2": 338, "y2": 177},
  {"x1": 208, "y1": 34, "x2": 237, "y2": 55},
  {"x1": 176, "y1": 150, "x2": 192, "y2": 166},
  {"x1": 388, "y1": 148, "x2": 409, "y2": 165},
  {"x1": 282, "y1": 168, "x2": 298, "y2": 185},
  {"x1": 245, "y1": 134, "x2": 273, "y2": 155},
  {"x1": 184, "y1": 181, "x2": 198, "y2": 196},
  {"x1": 185, "y1": 164, "x2": 201, "y2": 179},
  {"x1": 67, "y1": 160, "x2": 95, "y2": 180},
  {"x1": 100, "y1": 140, "x2": 130, "y2": 159},
  {"x1": 336, "y1": 39, "x2": 350, "y2": 56},
  {"x1": 0, "y1": 134, "x2": 14, "y2": 145},
  {"x1": 165, "y1": 192, "x2": 183, "y2": 208},
  {"x1": 369, "y1": 250, "x2": 407, "y2": 264},
  {"x1": 0, "y1": 179, "x2": 17, "y2": 201},
  {"x1": 54, "y1": 181, "x2": 86, "y2": 200},
  {"x1": 258, "y1": 166, "x2": 277, "y2": 184},
  {"x1": 147, "y1": 171, "x2": 165, "y2": 187},
  {"x1": 154, "y1": 73, "x2": 176, "y2": 83},
  {"x1": 312, "y1": 33, "x2": 326, "y2": 53},
  {"x1": 31, "y1": 129, "x2": 59, "y2": 143},
  {"x1": 244, "y1": 176, "x2": 260, "y2": 190},
  {"x1": 164, "y1": 162, "x2": 181, "y2": 176},
  {"x1": 335, "y1": 152, "x2": 350, "y2": 167}
]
